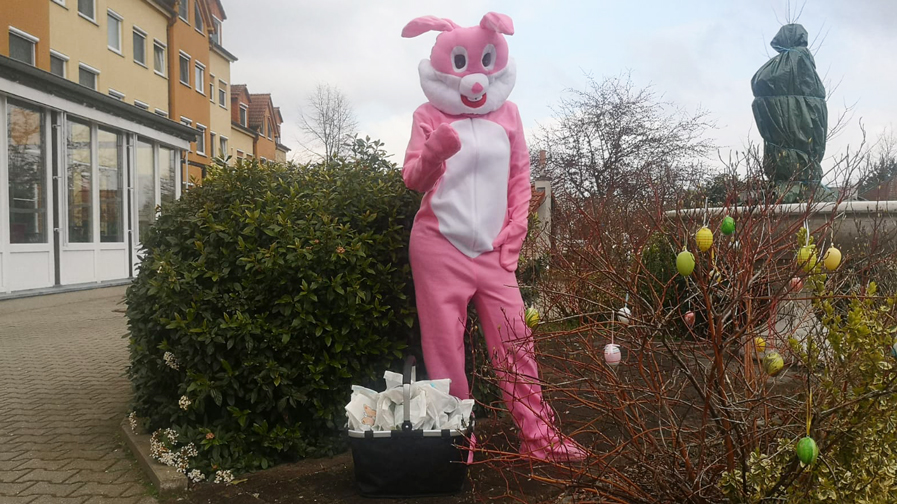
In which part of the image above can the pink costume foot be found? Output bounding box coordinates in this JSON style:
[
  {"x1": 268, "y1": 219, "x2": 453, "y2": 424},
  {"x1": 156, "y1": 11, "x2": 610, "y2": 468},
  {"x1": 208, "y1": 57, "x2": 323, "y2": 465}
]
[{"x1": 519, "y1": 437, "x2": 588, "y2": 463}]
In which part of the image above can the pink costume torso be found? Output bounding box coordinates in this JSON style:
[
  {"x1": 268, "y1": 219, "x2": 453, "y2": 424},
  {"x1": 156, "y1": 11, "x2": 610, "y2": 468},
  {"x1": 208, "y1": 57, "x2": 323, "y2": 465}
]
[{"x1": 403, "y1": 101, "x2": 530, "y2": 263}]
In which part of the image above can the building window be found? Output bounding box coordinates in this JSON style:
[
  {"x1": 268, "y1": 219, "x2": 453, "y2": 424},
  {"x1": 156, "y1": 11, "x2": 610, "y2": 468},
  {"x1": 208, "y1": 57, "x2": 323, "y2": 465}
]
[
  {"x1": 66, "y1": 119, "x2": 92, "y2": 243},
  {"x1": 50, "y1": 51, "x2": 68, "y2": 77},
  {"x1": 209, "y1": 81, "x2": 214, "y2": 100},
  {"x1": 196, "y1": 124, "x2": 206, "y2": 155},
  {"x1": 107, "y1": 11, "x2": 122, "y2": 53},
  {"x1": 136, "y1": 140, "x2": 154, "y2": 243},
  {"x1": 218, "y1": 81, "x2": 227, "y2": 108},
  {"x1": 180, "y1": 117, "x2": 192, "y2": 127},
  {"x1": 108, "y1": 89, "x2": 125, "y2": 100},
  {"x1": 153, "y1": 41, "x2": 166, "y2": 76},
  {"x1": 194, "y1": 62, "x2": 205, "y2": 93},
  {"x1": 9, "y1": 30, "x2": 36, "y2": 66},
  {"x1": 211, "y1": 18, "x2": 222, "y2": 45},
  {"x1": 7, "y1": 100, "x2": 48, "y2": 244},
  {"x1": 133, "y1": 29, "x2": 146, "y2": 66},
  {"x1": 160, "y1": 146, "x2": 176, "y2": 205},
  {"x1": 239, "y1": 105, "x2": 247, "y2": 126},
  {"x1": 178, "y1": 0, "x2": 189, "y2": 22},
  {"x1": 267, "y1": 122, "x2": 272, "y2": 138},
  {"x1": 209, "y1": 132, "x2": 216, "y2": 157},
  {"x1": 194, "y1": 1, "x2": 204, "y2": 32},
  {"x1": 78, "y1": 64, "x2": 98, "y2": 90},
  {"x1": 179, "y1": 53, "x2": 190, "y2": 86},
  {"x1": 98, "y1": 128, "x2": 123, "y2": 242},
  {"x1": 220, "y1": 136, "x2": 228, "y2": 157},
  {"x1": 236, "y1": 149, "x2": 244, "y2": 159},
  {"x1": 154, "y1": 109, "x2": 168, "y2": 117},
  {"x1": 134, "y1": 100, "x2": 149, "y2": 110},
  {"x1": 78, "y1": 0, "x2": 95, "y2": 21}
]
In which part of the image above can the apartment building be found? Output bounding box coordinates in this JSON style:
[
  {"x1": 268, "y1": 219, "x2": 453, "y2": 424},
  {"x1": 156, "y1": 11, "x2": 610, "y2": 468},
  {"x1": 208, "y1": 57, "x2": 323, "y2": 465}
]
[
  {"x1": 0, "y1": 0, "x2": 289, "y2": 296},
  {"x1": 229, "y1": 85, "x2": 289, "y2": 164}
]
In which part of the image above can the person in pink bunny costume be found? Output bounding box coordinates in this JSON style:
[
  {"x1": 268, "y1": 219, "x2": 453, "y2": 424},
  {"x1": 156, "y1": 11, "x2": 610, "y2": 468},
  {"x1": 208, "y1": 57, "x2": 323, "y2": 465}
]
[{"x1": 401, "y1": 12, "x2": 585, "y2": 463}]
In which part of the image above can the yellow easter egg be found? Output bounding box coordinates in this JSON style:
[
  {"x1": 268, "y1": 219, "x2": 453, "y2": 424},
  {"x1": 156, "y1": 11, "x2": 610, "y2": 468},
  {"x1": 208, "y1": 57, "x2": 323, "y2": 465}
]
[
  {"x1": 762, "y1": 350, "x2": 784, "y2": 376},
  {"x1": 696, "y1": 227, "x2": 713, "y2": 252},
  {"x1": 755, "y1": 337, "x2": 766, "y2": 353},
  {"x1": 823, "y1": 247, "x2": 841, "y2": 271},
  {"x1": 524, "y1": 307, "x2": 540, "y2": 329},
  {"x1": 797, "y1": 246, "x2": 817, "y2": 272}
]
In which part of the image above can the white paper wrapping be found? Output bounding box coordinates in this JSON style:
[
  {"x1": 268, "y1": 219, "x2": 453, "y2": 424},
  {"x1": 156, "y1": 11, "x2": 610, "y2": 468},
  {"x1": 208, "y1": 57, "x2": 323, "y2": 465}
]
[{"x1": 345, "y1": 375, "x2": 473, "y2": 431}]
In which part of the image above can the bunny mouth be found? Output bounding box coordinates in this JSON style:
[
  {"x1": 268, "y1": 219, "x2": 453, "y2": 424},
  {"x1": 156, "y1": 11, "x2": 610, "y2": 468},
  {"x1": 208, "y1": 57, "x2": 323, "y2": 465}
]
[{"x1": 461, "y1": 93, "x2": 487, "y2": 109}]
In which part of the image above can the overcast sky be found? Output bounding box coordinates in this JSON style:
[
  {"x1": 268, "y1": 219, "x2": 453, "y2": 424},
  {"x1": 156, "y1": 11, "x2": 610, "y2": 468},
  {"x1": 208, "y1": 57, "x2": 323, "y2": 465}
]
[{"x1": 224, "y1": 0, "x2": 896, "y2": 174}]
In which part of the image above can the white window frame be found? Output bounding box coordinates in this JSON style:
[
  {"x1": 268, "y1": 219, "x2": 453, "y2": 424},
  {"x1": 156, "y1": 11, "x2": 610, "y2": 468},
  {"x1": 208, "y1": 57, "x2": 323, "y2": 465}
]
[
  {"x1": 178, "y1": 50, "x2": 191, "y2": 87},
  {"x1": 239, "y1": 104, "x2": 248, "y2": 126},
  {"x1": 106, "y1": 9, "x2": 123, "y2": 55},
  {"x1": 50, "y1": 49, "x2": 69, "y2": 77},
  {"x1": 153, "y1": 39, "x2": 166, "y2": 77},
  {"x1": 78, "y1": 0, "x2": 97, "y2": 23},
  {"x1": 78, "y1": 63, "x2": 100, "y2": 90},
  {"x1": 9, "y1": 27, "x2": 38, "y2": 66},
  {"x1": 209, "y1": 74, "x2": 215, "y2": 102},
  {"x1": 194, "y1": 1, "x2": 205, "y2": 34},
  {"x1": 218, "y1": 79, "x2": 228, "y2": 109},
  {"x1": 132, "y1": 27, "x2": 147, "y2": 67},
  {"x1": 51, "y1": 0, "x2": 66, "y2": 6},
  {"x1": 219, "y1": 135, "x2": 228, "y2": 157},
  {"x1": 209, "y1": 131, "x2": 216, "y2": 157},
  {"x1": 211, "y1": 16, "x2": 222, "y2": 45},
  {"x1": 194, "y1": 61, "x2": 205, "y2": 94},
  {"x1": 179, "y1": 116, "x2": 192, "y2": 127},
  {"x1": 178, "y1": 0, "x2": 189, "y2": 23},
  {"x1": 134, "y1": 100, "x2": 149, "y2": 110},
  {"x1": 108, "y1": 88, "x2": 125, "y2": 100},
  {"x1": 196, "y1": 124, "x2": 207, "y2": 155},
  {"x1": 236, "y1": 149, "x2": 244, "y2": 159},
  {"x1": 154, "y1": 108, "x2": 168, "y2": 117}
]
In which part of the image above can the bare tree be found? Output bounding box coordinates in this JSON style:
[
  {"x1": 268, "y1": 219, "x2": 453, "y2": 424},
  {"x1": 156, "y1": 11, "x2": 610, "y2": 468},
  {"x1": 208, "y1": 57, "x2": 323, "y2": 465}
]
[
  {"x1": 532, "y1": 73, "x2": 715, "y2": 208},
  {"x1": 297, "y1": 83, "x2": 358, "y2": 160}
]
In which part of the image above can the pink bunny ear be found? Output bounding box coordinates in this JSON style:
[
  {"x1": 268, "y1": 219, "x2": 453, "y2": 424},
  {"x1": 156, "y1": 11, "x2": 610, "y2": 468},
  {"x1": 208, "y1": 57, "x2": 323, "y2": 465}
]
[
  {"x1": 402, "y1": 16, "x2": 460, "y2": 38},
  {"x1": 479, "y1": 12, "x2": 514, "y2": 35}
]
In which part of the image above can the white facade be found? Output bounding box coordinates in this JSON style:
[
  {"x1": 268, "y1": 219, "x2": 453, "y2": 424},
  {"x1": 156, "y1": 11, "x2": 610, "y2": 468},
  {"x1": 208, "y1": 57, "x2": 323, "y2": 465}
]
[{"x1": 0, "y1": 67, "x2": 192, "y2": 295}]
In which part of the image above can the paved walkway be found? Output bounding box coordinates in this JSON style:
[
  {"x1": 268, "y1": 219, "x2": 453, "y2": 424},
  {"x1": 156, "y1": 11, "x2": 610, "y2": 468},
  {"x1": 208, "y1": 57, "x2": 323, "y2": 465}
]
[{"x1": 0, "y1": 286, "x2": 157, "y2": 504}]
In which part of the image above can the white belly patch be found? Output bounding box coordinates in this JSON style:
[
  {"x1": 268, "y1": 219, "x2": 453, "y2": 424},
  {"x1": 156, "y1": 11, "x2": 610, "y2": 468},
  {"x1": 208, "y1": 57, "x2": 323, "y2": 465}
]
[{"x1": 430, "y1": 118, "x2": 510, "y2": 258}]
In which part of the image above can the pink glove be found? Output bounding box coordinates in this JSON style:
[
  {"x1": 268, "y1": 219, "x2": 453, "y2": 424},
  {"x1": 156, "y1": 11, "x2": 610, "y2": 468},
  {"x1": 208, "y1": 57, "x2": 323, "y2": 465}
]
[{"x1": 420, "y1": 123, "x2": 461, "y2": 170}]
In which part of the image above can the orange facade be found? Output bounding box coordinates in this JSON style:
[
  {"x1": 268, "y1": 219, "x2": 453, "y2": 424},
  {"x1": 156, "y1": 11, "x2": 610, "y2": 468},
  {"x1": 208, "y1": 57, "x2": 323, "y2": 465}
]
[
  {"x1": 168, "y1": 0, "x2": 215, "y2": 185},
  {"x1": 1, "y1": 0, "x2": 51, "y2": 71}
]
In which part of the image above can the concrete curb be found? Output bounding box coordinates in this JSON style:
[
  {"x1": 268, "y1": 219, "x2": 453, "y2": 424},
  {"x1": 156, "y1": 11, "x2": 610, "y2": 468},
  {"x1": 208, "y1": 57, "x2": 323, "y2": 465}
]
[{"x1": 120, "y1": 418, "x2": 188, "y2": 498}]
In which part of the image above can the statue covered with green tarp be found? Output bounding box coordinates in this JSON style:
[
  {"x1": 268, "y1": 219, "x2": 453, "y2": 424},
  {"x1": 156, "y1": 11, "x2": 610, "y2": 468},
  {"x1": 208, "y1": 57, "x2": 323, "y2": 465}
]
[{"x1": 751, "y1": 24, "x2": 832, "y2": 202}]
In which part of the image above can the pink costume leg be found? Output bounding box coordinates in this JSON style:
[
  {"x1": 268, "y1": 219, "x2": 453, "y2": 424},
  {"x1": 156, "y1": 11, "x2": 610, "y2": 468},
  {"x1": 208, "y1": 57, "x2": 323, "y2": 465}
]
[
  {"x1": 409, "y1": 230, "x2": 476, "y2": 400},
  {"x1": 472, "y1": 251, "x2": 585, "y2": 463}
]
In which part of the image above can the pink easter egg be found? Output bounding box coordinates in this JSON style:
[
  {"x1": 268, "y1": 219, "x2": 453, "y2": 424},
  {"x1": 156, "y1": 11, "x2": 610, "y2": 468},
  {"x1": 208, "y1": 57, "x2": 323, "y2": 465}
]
[
  {"x1": 604, "y1": 344, "x2": 621, "y2": 366},
  {"x1": 684, "y1": 311, "x2": 695, "y2": 328},
  {"x1": 790, "y1": 277, "x2": 804, "y2": 292}
]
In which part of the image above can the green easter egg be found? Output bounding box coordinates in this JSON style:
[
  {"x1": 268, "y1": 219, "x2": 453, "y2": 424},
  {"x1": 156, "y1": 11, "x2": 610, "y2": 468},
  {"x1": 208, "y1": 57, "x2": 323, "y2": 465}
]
[
  {"x1": 676, "y1": 250, "x2": 695, "y2": 276},
  {"x1": 721, "y1": 216, "x2": 735, "y2": 235},
  {"x1": 796, "y1": 436, "x2": 819, "y2": 465},
  {"x1": 762, "y1": 351, "x2": 784, "y2": 376},
  {"x1": 797, "y1": 246, "x2": 817, "y2": 272},
  {"x1": 524, "y1": 307, "x2": 540, "y2": 329}
]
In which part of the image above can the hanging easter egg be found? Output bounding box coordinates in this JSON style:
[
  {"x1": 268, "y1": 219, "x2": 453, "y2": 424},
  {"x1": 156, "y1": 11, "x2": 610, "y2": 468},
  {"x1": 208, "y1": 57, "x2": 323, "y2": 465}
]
[
  {"x1": 823, "y1": 246, "x2": 842, "y2": 271},
  {"x1": 754, "y1": 336, "x2": 766, "y2": 353},
  {"x1": 721, "y1": 216, "x2": 736, "y2": 235},
  {"x1": 616, "y1": 307, "x2": 631, "y2": 326},
  {"x1": 683, "y1": 311, "x2": 695, "y2": 328},
  {"x1": 696, "y1": 227, "x2": 714, "y2": 252},
  {"x1": 789, "y1": 277, "x2": 804, "y2": 292},
  {"x1": 524, "y1": 307, "x2": 540, "y2": 329},
  {"x1": 797, "y1": 246, "x2": 817, "y2": 272},
  {"x1": 676, "y1": 250, "x2": 695, "y2": 276},
  {"x1": 762, "y1": 350, "x2": 784, "y2": 376},
  {"x1": 604, "y1": 343, "x2": 621, "y2": 366},
  {"x1": 796, "y1": 436, "x2": 819, "y2": 465}
]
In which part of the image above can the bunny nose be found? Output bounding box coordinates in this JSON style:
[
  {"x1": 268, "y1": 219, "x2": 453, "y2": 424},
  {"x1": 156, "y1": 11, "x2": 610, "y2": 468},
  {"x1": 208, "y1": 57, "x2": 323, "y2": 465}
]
[{"x1": 471, "y1": 83, "x2": 484, "y2": 94}]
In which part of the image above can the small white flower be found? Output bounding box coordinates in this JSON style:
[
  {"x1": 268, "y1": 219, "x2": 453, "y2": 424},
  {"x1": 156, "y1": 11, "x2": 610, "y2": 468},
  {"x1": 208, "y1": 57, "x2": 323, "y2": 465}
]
[
  {"x1": 128, "y1": 412, "x2": 139, "y2": 433},
  {"x1": 163, "y1": 352, "x2": 180, "y2": 370},
  {"x1": 188, "y1": 469, "x2": 206, "y2": 483},
  {"x1": 178, "y1": 396, "x2": 191, "y2": 411},
  {"x1": 214, "y1": 469, "x2": 234, "y2": 484},
  {"x1": 184, "y1": 443, "x2": 198, "y2": 458}
]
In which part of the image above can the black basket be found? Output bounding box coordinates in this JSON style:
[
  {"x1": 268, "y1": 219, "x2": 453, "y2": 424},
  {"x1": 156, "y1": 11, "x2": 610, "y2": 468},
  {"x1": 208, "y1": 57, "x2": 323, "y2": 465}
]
[{"x1": 348, "y1": 356, "x2": 471, "y2": 498}]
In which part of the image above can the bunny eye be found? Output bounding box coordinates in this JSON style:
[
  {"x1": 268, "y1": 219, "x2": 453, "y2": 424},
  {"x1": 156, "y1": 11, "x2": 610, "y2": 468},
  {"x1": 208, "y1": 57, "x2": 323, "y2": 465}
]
[
  {"x1": 481, "y1": 45, "x2": 496, "y2": 70},
  {"x1": 451, "y1": 46, "x2": 468, "y2": 72}
]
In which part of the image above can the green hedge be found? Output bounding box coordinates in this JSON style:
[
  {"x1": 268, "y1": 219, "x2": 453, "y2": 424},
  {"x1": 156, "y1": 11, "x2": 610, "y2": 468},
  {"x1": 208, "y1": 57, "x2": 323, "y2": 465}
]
[{"x1": 126, "y1": 146, "x2": 419, "y2": 476}]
